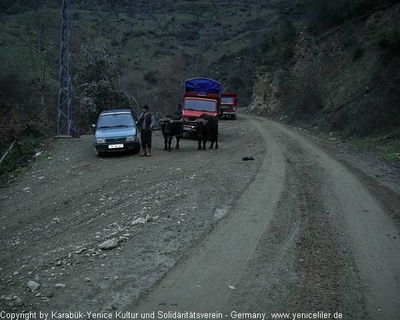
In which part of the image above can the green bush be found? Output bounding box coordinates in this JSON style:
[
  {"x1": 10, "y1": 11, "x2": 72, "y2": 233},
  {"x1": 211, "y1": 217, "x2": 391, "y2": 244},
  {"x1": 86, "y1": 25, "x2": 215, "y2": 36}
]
[
  {"x1": 228, "y1": 75, "x2": 245, "y2": 91},
  {"x1": 353, "y1": 46, "x2": 365, "y2": 61},
  {"x1": 180, "y1": 30, "x2": 200, "y2": 41},
  {"x1": 376, "y1": 27, "x2": 400, "y2": 53},
  {"x1": 346, "y1": 0, "x2": 379, "y2": 18},
  {"x1": 334, "y1": 87, "x2": 400, "y2": 136},
  {"x1": 127, "y1": 6, "x2": 135, "y2": 17},
  {"x1": 0, "y1": 136, "x2": 41, "y2": 179},
  {"x1": 148, "y1": 30, "x2": 159, "y2": 36},
  {"x1": 0, "y1": 147, "x2": 19, "y2": 177},
  {"x1": 123, "y1": 31, "x2": 133, "y2": 37},
  {"x1": 307, "y1": 0, "x2": 343, "y2": 31},
  {"x1": 143, "y1": 71, "x2": 158, "y2": 84},
  {"x1": 282, "y1": 19, "x2": 296, "y2": 42}
]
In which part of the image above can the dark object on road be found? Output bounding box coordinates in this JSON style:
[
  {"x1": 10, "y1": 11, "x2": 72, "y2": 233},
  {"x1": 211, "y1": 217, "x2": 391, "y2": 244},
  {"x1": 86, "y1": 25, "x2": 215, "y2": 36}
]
[
  {"x1": 242, "y1": 156, "x2": 254, "y2": 161},
  {"x1": 71, "y1": 127, "x2": 81, "y2": 138},
  {"x1": 195, "y1": 114, "x2": 219, "y2": 150},
  {"x1": 160, "y1": 113, "x2": 184, "y2": 151}
]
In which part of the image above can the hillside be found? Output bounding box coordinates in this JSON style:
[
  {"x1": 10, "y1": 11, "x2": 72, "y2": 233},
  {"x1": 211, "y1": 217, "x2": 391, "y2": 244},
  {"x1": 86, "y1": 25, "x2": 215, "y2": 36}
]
[
  {"x1": 0, "y1": 0, "x2": 295, "y2": 117},
  {"x1": 248, "y1": 1, "x2": 400, "y2": 161}
]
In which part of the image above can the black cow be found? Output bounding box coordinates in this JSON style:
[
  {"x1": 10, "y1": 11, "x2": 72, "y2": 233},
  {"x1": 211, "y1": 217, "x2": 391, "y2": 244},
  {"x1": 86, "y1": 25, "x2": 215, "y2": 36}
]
[
  {"x1": 195, "y1": 114, "x2": 219, "y2": 150},
  {"x1": 160, "y1": 113, "x2": 184, "y2": 151}
]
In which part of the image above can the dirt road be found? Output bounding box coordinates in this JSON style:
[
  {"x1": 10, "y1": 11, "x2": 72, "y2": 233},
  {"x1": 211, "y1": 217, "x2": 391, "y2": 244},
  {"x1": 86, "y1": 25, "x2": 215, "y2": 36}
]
[{"x1": 1, "y1": 115, "x2": 399, "y2": 319}]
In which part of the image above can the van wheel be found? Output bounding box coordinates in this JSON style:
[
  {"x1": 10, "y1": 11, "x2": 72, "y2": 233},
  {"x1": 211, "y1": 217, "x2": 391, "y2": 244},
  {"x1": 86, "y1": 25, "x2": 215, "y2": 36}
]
[{"x1": 94, "y1": 147, "x2": 104, "y2": 157}]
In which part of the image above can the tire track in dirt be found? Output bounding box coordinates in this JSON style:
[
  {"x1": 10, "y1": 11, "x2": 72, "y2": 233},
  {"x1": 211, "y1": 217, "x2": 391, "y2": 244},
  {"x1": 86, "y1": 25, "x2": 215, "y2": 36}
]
[
  {"x1": 227, "y1": 118, "x2": 365, "y2": 319},
  {"x1": 268, "y1": 120, "x2": 400, "y2": 320},
  {"x1": 131, "y1": 116, "x2": 286, "y2": 313},
  {"x1": 132, "y1": 115, "x2": 398, "y2": 319}
]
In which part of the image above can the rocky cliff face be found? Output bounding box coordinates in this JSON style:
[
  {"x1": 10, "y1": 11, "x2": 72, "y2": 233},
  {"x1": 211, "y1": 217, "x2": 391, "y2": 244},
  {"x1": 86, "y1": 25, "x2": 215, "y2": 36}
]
[{"x1": 248, "y1": 69, "x2": 288, "y2": 115}]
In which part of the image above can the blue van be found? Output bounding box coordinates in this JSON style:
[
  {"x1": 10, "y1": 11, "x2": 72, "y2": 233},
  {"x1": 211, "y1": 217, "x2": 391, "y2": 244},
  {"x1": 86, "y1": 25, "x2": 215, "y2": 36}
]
[{"x1": 92, "y1": 109, "x2": 140, "y2": 156}]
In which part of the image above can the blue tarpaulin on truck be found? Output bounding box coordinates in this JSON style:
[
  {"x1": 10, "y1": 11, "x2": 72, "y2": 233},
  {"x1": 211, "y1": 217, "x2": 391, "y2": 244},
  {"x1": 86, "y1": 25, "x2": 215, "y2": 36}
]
[{"x1": 184, "y1": 78, "x2": 221, "y2": 95}]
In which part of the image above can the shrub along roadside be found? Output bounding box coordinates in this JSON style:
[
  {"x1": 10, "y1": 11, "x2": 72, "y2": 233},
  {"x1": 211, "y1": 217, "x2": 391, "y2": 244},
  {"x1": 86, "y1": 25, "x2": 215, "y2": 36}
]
[
  {"x1": 375, "y1": 24, "x2": 400, "y2": 61},
  {"x1": 0, "y1": 136, "x2": 42, "y2": 182}
]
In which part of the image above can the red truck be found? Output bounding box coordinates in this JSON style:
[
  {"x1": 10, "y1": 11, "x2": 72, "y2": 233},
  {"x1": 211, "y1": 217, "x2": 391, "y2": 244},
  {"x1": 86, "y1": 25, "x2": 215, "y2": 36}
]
[
  {"x1": 181, "y1": 77, "x2": 222, "y2": 133},
  {"x1": 219, "y1": 92, "x2": 238, "y2": 120}
]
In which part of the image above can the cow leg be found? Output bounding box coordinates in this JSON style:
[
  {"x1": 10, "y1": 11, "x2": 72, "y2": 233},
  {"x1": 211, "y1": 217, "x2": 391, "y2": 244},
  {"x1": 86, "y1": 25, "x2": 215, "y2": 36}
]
[
  {"x1": 168, "y1": 137, "x2": 172, "y2": 151},
  {"x1": 209, "y1": 141, "x2": 214, "y2": 149},
  {"x1": 164, "y1": 138, "x2": 168, "y2": 151},
  {"x1": 198, "y1": 139, "x2": 202, "y2": 151},
  {"x1": 202, "y1": 139, "x2": 207, "y2": 150},
  {"x1": 215, "y1": 134, "x2": 219, "y2": 150},
  {"x1": 175, "y1": 137, "x2": 180, "y2": 150}
]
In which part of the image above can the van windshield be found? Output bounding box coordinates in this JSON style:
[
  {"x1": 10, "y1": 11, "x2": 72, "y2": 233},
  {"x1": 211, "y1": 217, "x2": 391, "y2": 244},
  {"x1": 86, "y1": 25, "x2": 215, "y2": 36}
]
[
  {"x1": 184, "y1": 99, "x2": 216, "y2": 112},
  {"x1": 97, "y1": 114, "x2": 134, "y2": 129}
]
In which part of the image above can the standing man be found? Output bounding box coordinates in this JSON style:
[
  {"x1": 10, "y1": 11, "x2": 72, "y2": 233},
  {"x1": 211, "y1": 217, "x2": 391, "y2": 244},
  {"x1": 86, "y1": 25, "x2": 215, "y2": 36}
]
[{"x1": 137, "y1": 105, "x2": 156, "y2": 157}]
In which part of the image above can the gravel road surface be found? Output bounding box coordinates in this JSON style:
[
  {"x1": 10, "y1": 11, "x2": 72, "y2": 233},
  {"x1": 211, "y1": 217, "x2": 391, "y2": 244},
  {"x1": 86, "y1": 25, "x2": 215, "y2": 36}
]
[{"x1": 1, "y1": 115, "x2": 399, "y2": 320}]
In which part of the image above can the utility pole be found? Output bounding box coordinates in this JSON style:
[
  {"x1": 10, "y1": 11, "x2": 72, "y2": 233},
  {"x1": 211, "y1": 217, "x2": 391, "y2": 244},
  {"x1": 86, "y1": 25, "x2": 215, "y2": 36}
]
[{"x1": 56, "y1": 0, "x2": 72, "y2": 137}]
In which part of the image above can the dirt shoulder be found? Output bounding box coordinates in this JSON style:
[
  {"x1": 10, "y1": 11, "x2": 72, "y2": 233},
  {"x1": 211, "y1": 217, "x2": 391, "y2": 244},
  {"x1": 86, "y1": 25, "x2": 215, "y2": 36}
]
[{"x1": 0, "y1": 117, "x2": 263, "y2": 312}]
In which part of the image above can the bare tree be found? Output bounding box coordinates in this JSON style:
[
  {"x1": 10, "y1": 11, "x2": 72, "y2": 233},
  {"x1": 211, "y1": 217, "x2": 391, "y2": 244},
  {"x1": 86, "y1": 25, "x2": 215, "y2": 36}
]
[
  {"x1": 75, "y1": 43, "x2": 138, "y2": 128},
  {"x1": 12, "y1": 1, "x2": 58, "y2": 108}
]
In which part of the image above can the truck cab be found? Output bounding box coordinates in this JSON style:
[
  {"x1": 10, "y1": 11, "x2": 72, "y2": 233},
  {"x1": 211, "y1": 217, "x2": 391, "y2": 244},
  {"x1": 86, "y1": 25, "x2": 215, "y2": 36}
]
[
  {"x1": 219, "y1": 92, "x2": 238, "y2": 120},
  {"x1": 181, "y1": 78, "x2": 221, "y2": 132}
]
